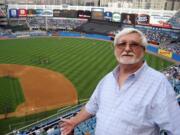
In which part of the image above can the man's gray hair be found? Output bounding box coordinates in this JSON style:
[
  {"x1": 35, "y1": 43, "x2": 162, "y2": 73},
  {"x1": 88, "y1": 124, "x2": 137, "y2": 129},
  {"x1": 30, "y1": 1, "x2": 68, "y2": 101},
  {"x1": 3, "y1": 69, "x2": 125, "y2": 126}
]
[{"x1": 114, "y1": 28, "x2": 148, "y2": 47}]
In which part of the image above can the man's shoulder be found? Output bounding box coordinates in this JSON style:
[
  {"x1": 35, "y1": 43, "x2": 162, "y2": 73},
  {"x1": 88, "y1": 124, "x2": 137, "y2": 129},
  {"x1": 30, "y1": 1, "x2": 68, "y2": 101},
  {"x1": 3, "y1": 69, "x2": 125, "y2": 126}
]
[
  {"x1": 145, "y1": 66, "x2": 166, "y2": 80},
  {"x1": 104, "y1": 71, "x2": 114, "y2": 79},
  {"x1": 98, "y1": 71, "x2": 115, "y2": 85}
]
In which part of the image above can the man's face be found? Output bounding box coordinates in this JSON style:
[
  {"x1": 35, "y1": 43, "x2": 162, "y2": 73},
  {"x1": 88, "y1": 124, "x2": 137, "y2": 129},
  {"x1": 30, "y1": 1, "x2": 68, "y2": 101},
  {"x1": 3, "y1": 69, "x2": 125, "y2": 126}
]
[{"x1": 114, "y1": 33, "x2": 145, "y2": 65}]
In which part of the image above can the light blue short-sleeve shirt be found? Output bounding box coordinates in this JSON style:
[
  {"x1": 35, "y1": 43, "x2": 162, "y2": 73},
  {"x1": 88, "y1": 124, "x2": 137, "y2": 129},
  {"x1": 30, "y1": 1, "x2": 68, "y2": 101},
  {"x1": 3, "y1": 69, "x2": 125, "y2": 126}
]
[{"x1": 85, "y1": 62, "x2": 180, "y2": 135}]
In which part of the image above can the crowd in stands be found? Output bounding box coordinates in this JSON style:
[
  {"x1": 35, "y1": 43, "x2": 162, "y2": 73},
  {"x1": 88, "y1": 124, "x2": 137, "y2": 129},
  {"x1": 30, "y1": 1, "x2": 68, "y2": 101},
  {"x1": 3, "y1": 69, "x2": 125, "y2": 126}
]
[
  {"x1": 0, "y1": 29, "x2": 48, "y2": 38},
  {"x1": 12, "y1": 31, "x2": 47, "y2": 37},
  {"x1": 74, "y1": 117, "x2": 96, "y2": 135},
  {"x1": 14, "y1": 125, "x2": 60, "y2": 135},
  {"x1": 145, "y1": 29, "x2": 171, "y2": 44},
  {"x1": 159, "y1": 38, "x2": 180, "y2": 55},
  {"x1": 9, "y1": 19, "x2": 27, "y2": 26},
  {"x1": 136, "y1": 26, "x2": 172, "y2": 44},
  {"x1": 163, "y1": 65, "x2": 180, "y2": 98},
  {"x1": 75, "y1": 20, "x2": 121, "y2": 35},
  {"x1": 26, "y1": 17, "x2": 44, "y2": 29},
  {"x1": 134, "y1": 26, "x2": 180, "y2": 54},
  {"x1": 0, "y1": 28, "x2": 11, "y2": 36},
  {"x1": 27, "y1": 17, "x2": 88, "y2": 30}
]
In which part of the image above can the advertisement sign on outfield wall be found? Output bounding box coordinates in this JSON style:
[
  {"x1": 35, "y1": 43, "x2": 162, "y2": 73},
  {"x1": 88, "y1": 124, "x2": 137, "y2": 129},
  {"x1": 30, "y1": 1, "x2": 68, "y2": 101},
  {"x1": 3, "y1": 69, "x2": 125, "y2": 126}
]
[
  {"x1": 9, "y1": 9, "x2": 18, "y2": 18},
  {"x1": 91, "y1": 8, "x2": 104, "y2": 20},
  {"x1": 158, "y1": 49, "x2": 172, "y2": 58}
]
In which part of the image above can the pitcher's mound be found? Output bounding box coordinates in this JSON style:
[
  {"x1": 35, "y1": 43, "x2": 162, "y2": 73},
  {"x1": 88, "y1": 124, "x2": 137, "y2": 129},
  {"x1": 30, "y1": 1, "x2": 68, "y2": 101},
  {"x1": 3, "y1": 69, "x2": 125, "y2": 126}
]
[{"x1": 0, "y1": 64, "x2": 78, "y2": 117}]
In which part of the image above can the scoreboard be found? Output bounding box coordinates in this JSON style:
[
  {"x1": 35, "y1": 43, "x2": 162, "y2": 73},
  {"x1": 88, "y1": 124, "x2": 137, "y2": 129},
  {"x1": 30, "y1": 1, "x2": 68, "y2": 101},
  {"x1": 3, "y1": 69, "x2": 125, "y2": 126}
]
[
  {"x1": 57, "y1": 10, "x2": 78, "y2": 18},
  {"x1": 91, "y1": 8, "x2": 104, "y2": 20},
  {"x1": 53, "y1": 9, "x2": 61, "y2": 17},
  {"x1": 77, "y1": 10, "x2": 91, "y2": 19},
  {"x1": 59, "y1": 10, "x2": 68, "y2": 17}
]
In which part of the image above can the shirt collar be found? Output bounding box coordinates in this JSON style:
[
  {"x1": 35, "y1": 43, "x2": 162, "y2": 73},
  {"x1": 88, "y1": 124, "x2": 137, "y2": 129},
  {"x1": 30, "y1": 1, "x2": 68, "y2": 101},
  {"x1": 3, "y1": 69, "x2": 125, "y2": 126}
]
[{"x1": 112, "y1": 61, "x2": 148, "y2": 80}]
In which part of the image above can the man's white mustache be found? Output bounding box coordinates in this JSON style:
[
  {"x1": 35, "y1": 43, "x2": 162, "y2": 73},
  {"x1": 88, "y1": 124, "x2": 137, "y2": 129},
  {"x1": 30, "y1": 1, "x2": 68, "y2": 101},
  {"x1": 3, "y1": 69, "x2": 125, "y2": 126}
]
[{"x1": 121, "y1": 52, "x2": 135, "y2": 56}]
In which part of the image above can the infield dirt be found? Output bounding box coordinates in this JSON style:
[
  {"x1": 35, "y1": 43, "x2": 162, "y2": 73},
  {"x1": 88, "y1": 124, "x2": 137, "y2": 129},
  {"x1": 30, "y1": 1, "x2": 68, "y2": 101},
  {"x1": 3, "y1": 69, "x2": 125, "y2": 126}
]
[{"x1": 0, "y1": 64, "x2": 78, "y2": 119}]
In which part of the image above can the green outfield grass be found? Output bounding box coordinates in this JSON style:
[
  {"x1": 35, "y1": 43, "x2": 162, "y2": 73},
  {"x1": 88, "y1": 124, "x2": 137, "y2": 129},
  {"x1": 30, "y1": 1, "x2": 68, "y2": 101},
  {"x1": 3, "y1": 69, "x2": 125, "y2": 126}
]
[
  {"x1": 0, "y1": 76, "x2": 24, "y2": 114},
  {"x1": 0, "y1": 37, "x2": 174, "y2": 134},
  {"x1": 0, "y1": 37, "x2": 117, "y2": 99},
  {"x1": 0, "y1": 37, "x2": 173, "y2": 99}
]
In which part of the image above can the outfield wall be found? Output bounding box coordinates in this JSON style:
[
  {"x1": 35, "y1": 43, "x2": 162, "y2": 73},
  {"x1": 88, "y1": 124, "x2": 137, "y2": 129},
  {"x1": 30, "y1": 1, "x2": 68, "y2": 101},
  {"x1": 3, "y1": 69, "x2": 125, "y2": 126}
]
[
  {"x1": 59, "y1": 31, "x2": 111, "y2": 40},
  {"x1": 59, "y1": 31, "x2": 180, "y2": 62},
  {"x1": 172, "y1": 53, "x2": 180, "y2": 62}
]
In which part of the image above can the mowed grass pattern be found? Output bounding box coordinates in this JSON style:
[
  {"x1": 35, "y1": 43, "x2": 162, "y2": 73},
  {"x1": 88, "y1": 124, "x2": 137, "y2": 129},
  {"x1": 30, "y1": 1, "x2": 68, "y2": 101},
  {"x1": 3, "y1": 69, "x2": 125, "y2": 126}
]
[
  {"x1": 0, "y1": 37, "x2": 173, "y2": 99},
  {"x1": 0, "y1": 76, "x2": 24, "y2": 114}
]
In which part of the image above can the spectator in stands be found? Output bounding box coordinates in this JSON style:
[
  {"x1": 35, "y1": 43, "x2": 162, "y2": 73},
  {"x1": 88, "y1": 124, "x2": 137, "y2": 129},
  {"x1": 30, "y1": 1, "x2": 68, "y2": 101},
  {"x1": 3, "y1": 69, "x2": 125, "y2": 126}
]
[
  {"x1": 60, "y1": 28, "x2": 180, "y2": 135},
  {"x1": 34, "y1": 129, "x2": 40, "y2": 135},
  {"x1": 46, "y1": 127, "x2": 54, "y2": 135}
]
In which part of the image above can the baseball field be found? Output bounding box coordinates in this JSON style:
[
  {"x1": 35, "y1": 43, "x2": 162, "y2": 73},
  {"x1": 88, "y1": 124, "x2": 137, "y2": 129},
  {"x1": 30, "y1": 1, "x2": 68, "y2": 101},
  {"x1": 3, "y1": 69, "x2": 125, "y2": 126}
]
[{"x1": 0, "y1": 37, "x2": 174, "y2": 134}]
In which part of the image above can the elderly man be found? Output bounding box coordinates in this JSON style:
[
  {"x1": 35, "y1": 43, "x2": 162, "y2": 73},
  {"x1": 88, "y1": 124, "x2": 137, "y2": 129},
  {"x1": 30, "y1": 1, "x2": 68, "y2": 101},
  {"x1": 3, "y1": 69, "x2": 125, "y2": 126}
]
[{"x1": 60, "y1": 28, "x2": 180, "y2": 135}]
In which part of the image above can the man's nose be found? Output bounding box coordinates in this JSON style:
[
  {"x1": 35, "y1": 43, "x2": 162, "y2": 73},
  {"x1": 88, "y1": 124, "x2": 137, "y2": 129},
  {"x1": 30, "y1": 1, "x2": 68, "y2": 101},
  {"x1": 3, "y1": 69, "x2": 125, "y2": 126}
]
[{"x1": 124, "y1": 44, "x2": 132, "y2": 51}]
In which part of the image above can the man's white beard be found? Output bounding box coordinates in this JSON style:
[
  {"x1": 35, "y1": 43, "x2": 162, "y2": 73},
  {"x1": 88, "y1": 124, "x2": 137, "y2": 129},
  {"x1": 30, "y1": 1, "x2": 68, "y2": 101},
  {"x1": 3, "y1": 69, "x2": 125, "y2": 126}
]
[{"x1": 116, "y1": 52, "x2": 144, "y2": 65}]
